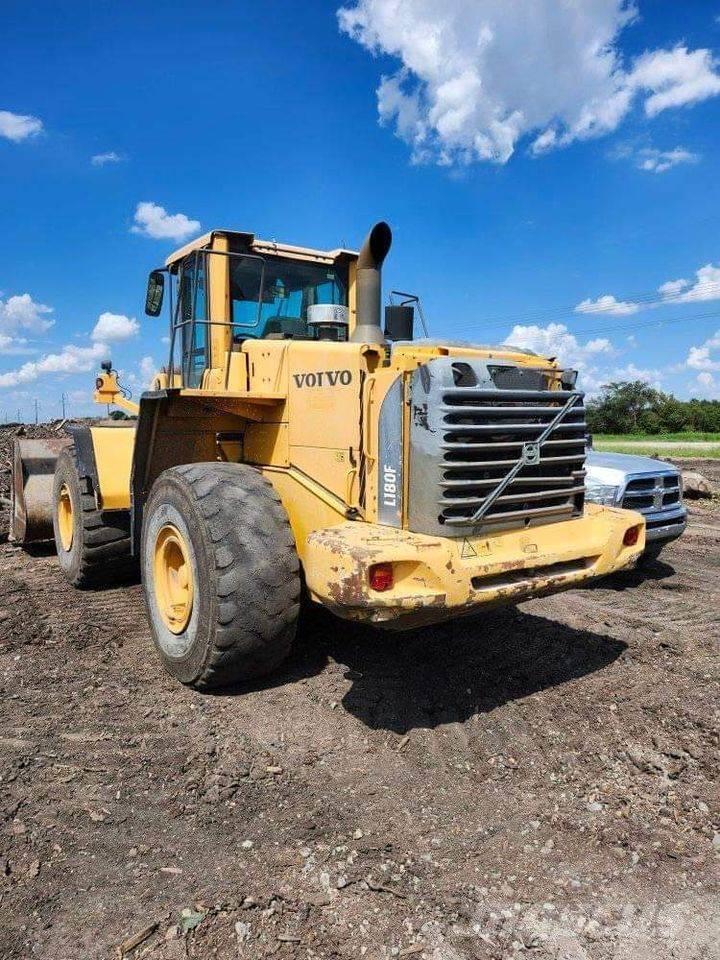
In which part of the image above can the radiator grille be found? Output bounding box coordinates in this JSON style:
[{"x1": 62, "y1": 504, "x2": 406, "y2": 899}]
[
  {"x1": 621, "y1": 474, "x2": 681, "y2": 514},
  {"x1": 407, "y1": 357, "x2": 588, "y2": 537},
  {"x1": 438, "y1": 387, "x2": 587, "y2": 528}
]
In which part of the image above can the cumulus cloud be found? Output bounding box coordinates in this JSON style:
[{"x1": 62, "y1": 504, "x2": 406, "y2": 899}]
[
  {"x1": 636, "y1": 146, "x2": 699, "y2": 173},
  {"x1": 658, "y1": 263, "x2": 720, "y2": 304},
  {"x1": 338, "y1": 2, "x2": 720, "y2": 165},
  {"x1": 91, "y1": 312, "x2": 139, "y2": 342},
  {"x1": 628, "y1": 46, "x2": 720, "y2": 116},
  {"x1": 611, "y1": 362, "x2": 663, "y2": 387},
  {"x1": 0, "y1": 293, "x2": 54, "y2": 336},
  {"x1": 573, "y1": 262, "x2": 720, "y2": 319},
  {"x1": 0, "y1": 110, "x2": 43, "y2": 142},
  {"x1": 0, "y1": 335, "x2": 35, "y2": 357},
  {"x1": 503, "y1": 322, "x2": 614, "y2": 392},
  {"x1": 131, "y1": 201, "x2": 200, "y2": 241},
  {"x1": 0, "y1": 342, "x2": 108, "y2": 389},
  {"x1": 685, "y1": 329, "x2": 720, "y2": 372},
  {"x1": 140, "y1": 356, "x2": 157, "y2": 384},
  {"x1": 693, "y1": 371, "x2": 720, "y2": 398},
  {"x1": 91, "y1": 151, "x2": 122, "y2": 166},
  {"x1": 575, "y1": 294, "x2": 639, "y2": 316}
]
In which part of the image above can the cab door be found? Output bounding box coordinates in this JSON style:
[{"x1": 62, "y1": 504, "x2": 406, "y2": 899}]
[{"x1": 178, "y1": 252, "x2": 208, "y2": 388}]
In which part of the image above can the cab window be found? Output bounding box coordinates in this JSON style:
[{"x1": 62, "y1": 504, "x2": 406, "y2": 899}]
[
  {"x1": 179, "y1": 253, "x2": 207, "y2": 387},
  {"x1": 229, "y1": 256, "x2": 347, "y2": 340}
]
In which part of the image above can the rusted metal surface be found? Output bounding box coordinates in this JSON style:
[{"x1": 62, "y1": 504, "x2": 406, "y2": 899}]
[
  {"x1": 10, "y1": 438, "x2": 71, "y2": 543},
  {"x1": 304, "y1": 509, "x2": 644, "y2": 630}
]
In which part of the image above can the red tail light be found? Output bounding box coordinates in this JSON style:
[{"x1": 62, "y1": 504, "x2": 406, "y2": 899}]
[
  {"x1": 623, "y1": 524, "x2": 642, "y2": 547},
  {"x1": 369, "y1": 563, "x2": 394, "y2": 592}
]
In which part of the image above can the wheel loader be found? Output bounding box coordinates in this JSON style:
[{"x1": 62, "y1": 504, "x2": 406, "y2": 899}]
[{"x1": 10, "y1": 221, "x2": 645, "y2": 689}]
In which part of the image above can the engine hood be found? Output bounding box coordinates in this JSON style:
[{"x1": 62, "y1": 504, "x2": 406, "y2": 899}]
[{"x1": 585, "y1": 449, "x2": 679, "y2": 482}]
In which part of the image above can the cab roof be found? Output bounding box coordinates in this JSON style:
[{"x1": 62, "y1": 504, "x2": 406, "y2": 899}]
[{"x1": 165, "y1": 230, "x2": 358, "y2": 269}]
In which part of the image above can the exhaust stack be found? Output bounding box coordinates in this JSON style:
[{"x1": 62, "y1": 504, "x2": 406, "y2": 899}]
[{"x1": 351, "y1": 221, "x2": 392, "y2": 344}]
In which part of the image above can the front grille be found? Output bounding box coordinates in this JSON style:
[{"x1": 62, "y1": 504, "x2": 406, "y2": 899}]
[
  {"x1": 438, "y1": 387, "x2": 587, "y2": 528},
  {"x1": 407, "y1": 357, "x2": 588, "y2": 537},
  {"x1": 621, "y1": 474, "x2": 681, "y2": 514}
]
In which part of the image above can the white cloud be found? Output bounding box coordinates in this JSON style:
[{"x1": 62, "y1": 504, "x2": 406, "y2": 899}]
[
  {"x1": 659, "y1": 263, "x2": 720, "y2": 304},
  {"x1": 504, "y1": 322, "x2": 616, "y2": 393},
  {"x1": 0, "y1": 293, "x2": 54, "y2": 335},
  {"x1": 91, "y1": 151, "x2": 122, "y2": 166},
  {"x1": 685, "y1": 329, "x2": 720, "y2": 372},
  {"x1": 575, "y1": 294, "x2": 639, "y2": 316},
  {"x1": 131, "y1": 201, "x2": 200, "y2": 241},
  {"x1": 91, "y1": 312, "x2": 139, "y2": 342},
  {"x1": 628, "y1": 46, "x2": 720, "y2": 116},
  {"x1": 693, "y1": 371, "x2": 720, "y2": 398},
  {"x1": 139, "y1": 356, "x2": 157, "y2": 384},
  {"x1": 0, "y1": 110, "x2": 43, "y2": 142},
  {"x1": 572, "y1": 261, "x2": 720, "y2": 321},
  {"x1": 0, "y1": 335, "x2": 35, "y2": 357},
  {"x1": 505, "y1": 322, "x2": 614, "y2": 365},
  {"x1": 636, "y1": 146, "x2": 699, "y2": 173},
  {"x1": 611, "y1": 362, "x2": 663, "y2": 387},
  {"x1": 0, "y1": 342, "x2": 108, "y2": 389},
  {"x1": 338, "y1": 2, "x2": 720, "y2": 165}
]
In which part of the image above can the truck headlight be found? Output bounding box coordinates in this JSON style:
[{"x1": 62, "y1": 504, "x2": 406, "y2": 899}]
[{"x1": 585, "y1": 480, "x2": 621, "y2": 506}]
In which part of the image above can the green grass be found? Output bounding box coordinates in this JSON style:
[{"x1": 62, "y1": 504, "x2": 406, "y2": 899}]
[
  {"x1": 595, "y1": 432, "x2": 720, "y2": 443},
  {"x1": 594, "y1": 441, "x2": 720, "y2": 459}
]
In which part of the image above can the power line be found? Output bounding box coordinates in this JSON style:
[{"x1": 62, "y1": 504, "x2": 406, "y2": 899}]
[
  {"x1": 447, "y1": 305, "x2": 720, "y2": 343},
  {"x1": 463, "y1": 281, "x2": 720, "y2": 333}
]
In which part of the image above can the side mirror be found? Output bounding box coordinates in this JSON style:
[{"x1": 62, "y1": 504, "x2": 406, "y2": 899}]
[
  {"x1": 384, "y1": 304, "x2": 414, "y2": 341},
  {"x1": 145, "y1": 270, "x2": 165, "y2": 317}
]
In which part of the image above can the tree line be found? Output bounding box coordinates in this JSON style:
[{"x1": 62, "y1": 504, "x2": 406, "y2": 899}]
[{"x1": 586, "y1": 381, "x2": 720, "y2": 435}]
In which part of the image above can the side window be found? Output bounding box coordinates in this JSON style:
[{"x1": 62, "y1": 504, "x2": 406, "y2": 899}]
[{"x1": 180, "y1": 254, "x2": 208, "y2": 388}]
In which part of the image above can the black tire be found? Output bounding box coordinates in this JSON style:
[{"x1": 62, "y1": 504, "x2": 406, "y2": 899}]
[
  {"x1": 641, "y1": 542, "x2": 665, "y2": 564},
  {"x1": 141, "y1": 463, "x2": 300, "y2": 690},
  {"x1": 52, "y1": 446, "x2": 135, "y2": 588}
]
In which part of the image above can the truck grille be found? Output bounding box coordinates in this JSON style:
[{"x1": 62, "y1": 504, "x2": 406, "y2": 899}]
[
  {"x1": 438, "y1": 387, "x2": 586, "y2": 528},
  {"x1": 621, "y1": 475, "x2": 681, "y2": 513}
]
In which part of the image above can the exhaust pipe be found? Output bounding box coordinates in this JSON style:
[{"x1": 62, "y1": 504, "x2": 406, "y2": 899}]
[{"x1": 351, "y1": 221, "x2": 392, "y2": 344}]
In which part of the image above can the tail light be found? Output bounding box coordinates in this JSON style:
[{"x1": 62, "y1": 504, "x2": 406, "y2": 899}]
[
  {"x1": 369, "y1": 563, "x2": 394, "y2": 592},
  {"x1": 623, "y1": 524, "x2": 642, "y2": 547}
]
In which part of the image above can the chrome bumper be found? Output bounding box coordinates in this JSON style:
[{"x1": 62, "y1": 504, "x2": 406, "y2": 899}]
[{"x1": 644, "y1": 506, "x2": 687, "y2": 545}]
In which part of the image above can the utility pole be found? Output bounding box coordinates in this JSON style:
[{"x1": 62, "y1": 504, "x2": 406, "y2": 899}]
[
  {"x1": 34, "y1": 399, "x2": 39, "y2": 425},
  {"x1": 61, "y1": 392, "x2": 67, "y2": 419}
]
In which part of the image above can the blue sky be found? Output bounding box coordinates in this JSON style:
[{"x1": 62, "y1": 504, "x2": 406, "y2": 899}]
[{"x1": 2, "y1": 0, "x2": 720, "y2": 420}]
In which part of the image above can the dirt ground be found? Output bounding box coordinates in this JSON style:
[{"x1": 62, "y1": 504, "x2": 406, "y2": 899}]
[{"x1": 1, "y1": 427, "x2": 718, "y2": 960}]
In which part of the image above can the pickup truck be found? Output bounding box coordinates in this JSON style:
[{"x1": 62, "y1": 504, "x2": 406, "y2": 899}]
[{"x1": 585, "y1": 449, "x2": 686, "y2": 561}]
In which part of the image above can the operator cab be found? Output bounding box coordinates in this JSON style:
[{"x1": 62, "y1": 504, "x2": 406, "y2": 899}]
[{"x1": 145, "y1": 229, "x2": 358, "y2": 388}]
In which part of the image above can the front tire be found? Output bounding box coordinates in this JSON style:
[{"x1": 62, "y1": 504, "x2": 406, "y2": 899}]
[
  {"x1": 641, "y1": 543, "x2": 665, "y2": 564},
  {"x1": 141, "y1": 463, "x2": 300, "y2": 690}
]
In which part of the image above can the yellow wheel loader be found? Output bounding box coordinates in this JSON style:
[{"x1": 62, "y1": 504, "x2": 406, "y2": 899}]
[{"x1": 11, "y1": 222, "x2": 645, "y2": 689}]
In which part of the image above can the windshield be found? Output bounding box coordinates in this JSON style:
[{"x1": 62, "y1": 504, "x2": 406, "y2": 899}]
[{"x1": 230, "y1": 256, "x2": 348, "y2": 339}]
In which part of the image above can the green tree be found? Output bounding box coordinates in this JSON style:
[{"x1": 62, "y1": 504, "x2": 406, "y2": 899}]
[{"x1": 586, "y1": 380, "x2": 662, "y2": 434}]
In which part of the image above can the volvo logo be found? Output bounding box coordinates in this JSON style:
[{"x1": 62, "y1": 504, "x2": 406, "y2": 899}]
[{"x1": 292, "y1": 369, "x2": 353, "y2": 388}]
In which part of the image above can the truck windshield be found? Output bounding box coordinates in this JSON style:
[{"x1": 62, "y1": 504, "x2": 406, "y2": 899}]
[{"x1": 230, "y1": 256, "x2": 347, "y2": 339}]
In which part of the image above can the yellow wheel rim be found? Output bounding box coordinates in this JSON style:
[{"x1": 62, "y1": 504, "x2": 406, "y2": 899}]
[
  {"x1": 57, "y1": 484, "x2": 74, "y2": 552},
  {"x1": 153, "y1": 523, "x2": 194, "y2": 634}
]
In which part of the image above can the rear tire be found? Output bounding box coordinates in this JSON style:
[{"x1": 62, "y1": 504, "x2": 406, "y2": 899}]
[
  {"x1": 141, "y1": 463, "x2": 300, "y2": 690},
  {"x1": 52, "y1": 446, "x2": 135, "y2": 588}
]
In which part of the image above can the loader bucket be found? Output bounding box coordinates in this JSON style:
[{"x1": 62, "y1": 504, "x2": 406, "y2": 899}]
[{"x1": 10, "y1": 438, "x2": 72, "y2": 544}]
